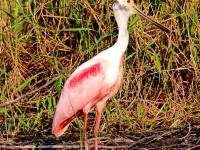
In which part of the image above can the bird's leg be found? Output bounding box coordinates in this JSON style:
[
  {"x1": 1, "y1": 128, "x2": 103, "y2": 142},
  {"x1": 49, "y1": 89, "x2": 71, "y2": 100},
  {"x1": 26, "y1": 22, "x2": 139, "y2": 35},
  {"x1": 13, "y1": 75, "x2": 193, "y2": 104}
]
[
  {"x1": 94, "y1": 110, "x2": 102, "y2": 150},
  {"x1": 83, "y1": 113, "x2": 89, "y2": 150},
  {"x1": 94, "y1": 101, "x2": 106, "y2": 150}
]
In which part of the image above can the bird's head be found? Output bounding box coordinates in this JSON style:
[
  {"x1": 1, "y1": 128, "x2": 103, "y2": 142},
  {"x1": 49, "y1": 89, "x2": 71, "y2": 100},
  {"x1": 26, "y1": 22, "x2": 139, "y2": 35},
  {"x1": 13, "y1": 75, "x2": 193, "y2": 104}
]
[
  {"x1": 115, "y1": 0, "x2": 136, "y2": 14},
  {"x1": 113, "y1": 0, "x2": 169, "y2": 32}
]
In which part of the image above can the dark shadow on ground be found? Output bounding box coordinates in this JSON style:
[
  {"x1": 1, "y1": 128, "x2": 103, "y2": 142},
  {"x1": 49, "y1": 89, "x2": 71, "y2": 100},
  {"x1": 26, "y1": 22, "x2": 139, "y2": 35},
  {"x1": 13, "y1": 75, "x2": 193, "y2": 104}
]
[{"x1": 1, "y1": 125, "x2": 200, "y2": 149}]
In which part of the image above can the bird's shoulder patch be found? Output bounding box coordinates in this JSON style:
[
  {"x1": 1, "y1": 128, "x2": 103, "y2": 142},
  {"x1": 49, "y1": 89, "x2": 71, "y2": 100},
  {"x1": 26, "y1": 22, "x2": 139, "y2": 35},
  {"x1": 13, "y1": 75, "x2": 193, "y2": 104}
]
[
  {"x1": 95, "y1": 58, "x2": 109, "y2": 67},
  {"x1": 68, "y1": 62, "x2": 104, "y2": 88}
]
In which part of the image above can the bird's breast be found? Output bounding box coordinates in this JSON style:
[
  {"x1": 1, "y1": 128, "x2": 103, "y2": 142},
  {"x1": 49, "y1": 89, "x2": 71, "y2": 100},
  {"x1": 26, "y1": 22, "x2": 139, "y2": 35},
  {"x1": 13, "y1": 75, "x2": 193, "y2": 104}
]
[
  {"x1": 104, "y1": 56, "x2": 124, "y2": 86},
  {"x1": 94, "y1": 49, "x2": 125, "y2": 87}
]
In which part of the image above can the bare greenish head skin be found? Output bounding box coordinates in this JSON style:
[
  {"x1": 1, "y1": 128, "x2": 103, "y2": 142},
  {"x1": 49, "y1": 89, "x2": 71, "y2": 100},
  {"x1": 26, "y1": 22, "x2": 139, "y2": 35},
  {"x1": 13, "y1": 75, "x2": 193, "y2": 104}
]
[{"x1": 117, "y1": 0, "x2": 169, "y2": 32}]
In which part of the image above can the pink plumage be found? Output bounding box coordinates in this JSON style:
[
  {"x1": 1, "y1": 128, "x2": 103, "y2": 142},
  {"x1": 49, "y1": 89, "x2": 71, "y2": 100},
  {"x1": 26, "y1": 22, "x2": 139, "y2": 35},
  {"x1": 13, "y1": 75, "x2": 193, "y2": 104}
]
[
  {"x1": 52, "y1": 57, "x2": 124, "y2": 136},
  {"x1": 52, "y1": 62, "x2": 106, "y2": 135}
]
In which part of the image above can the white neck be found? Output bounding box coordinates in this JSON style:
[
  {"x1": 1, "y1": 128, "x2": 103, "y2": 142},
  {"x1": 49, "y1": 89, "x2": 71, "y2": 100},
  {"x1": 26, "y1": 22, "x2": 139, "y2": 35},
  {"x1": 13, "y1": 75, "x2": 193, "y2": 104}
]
[{"x1": 113, "y1": 10, "x2": 130, "y2": 54}]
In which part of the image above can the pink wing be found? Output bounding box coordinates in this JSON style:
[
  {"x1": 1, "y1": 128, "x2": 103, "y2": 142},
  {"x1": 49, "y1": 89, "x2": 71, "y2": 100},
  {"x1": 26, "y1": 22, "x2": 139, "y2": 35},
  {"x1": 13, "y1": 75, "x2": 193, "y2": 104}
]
[{"x1": 52, "y1": 62, "x2": 107, "y2": 136}]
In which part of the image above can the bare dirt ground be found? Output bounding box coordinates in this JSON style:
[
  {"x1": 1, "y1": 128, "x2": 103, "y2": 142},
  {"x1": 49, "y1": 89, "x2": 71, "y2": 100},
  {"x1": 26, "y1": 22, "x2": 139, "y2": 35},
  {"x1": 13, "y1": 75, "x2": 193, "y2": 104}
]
[{"x1": 1, "y1": 124, "x2": 200, "y2": 150}]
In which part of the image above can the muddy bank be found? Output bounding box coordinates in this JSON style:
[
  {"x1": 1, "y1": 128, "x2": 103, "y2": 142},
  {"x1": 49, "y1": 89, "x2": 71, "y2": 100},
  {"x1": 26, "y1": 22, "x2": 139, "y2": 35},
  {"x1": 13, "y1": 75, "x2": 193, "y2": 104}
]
[{"x1": 1, "y1": 125, "x2": 200, "y2": 149}]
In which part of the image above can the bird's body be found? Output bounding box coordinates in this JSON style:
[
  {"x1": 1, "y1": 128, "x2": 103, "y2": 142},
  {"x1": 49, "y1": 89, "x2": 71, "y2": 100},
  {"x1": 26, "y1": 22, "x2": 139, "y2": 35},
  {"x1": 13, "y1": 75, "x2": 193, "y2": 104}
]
[
  {"x1": 52, "y1": 46, "x2": 126, "y2": 137},
  {"x1": 52, "y1": 0, "x2": 168, "y2": 149}
]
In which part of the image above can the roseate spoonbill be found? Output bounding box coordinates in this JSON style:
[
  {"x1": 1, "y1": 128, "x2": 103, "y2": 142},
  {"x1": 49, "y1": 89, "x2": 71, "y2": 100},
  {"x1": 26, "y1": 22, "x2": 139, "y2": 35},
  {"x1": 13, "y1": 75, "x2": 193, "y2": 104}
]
[{"x1": 52, "y1": 0, "x2": 168, "y2": 149}]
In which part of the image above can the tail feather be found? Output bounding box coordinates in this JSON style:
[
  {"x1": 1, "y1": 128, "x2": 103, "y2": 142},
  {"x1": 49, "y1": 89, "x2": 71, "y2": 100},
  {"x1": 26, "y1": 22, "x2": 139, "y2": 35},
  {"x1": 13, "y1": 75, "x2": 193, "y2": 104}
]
[{"x1": 52, "y1": 110, "x2": 84, "y2": 137}]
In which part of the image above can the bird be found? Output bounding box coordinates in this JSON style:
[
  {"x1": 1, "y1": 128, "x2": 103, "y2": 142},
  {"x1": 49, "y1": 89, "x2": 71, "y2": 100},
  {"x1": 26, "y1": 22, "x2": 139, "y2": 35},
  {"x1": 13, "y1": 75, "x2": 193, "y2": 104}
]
[{"x1": 52, "y1": 0, "x2": 169, "y2": 150}]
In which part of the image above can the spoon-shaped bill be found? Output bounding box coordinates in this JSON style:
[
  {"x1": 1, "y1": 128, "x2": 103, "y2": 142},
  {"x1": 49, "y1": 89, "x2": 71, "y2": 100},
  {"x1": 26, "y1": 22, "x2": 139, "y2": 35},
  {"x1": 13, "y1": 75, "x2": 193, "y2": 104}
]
[{"x1": 132, "y1": 3, "x2": 169, "y2": 32}]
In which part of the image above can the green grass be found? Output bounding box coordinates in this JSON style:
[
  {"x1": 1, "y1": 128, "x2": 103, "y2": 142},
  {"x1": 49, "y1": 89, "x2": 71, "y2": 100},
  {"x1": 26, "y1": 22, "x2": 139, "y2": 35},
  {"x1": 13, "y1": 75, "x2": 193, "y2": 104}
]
[{"x1": 0, "y1": 0, "x2": 200, "y2": 146}]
